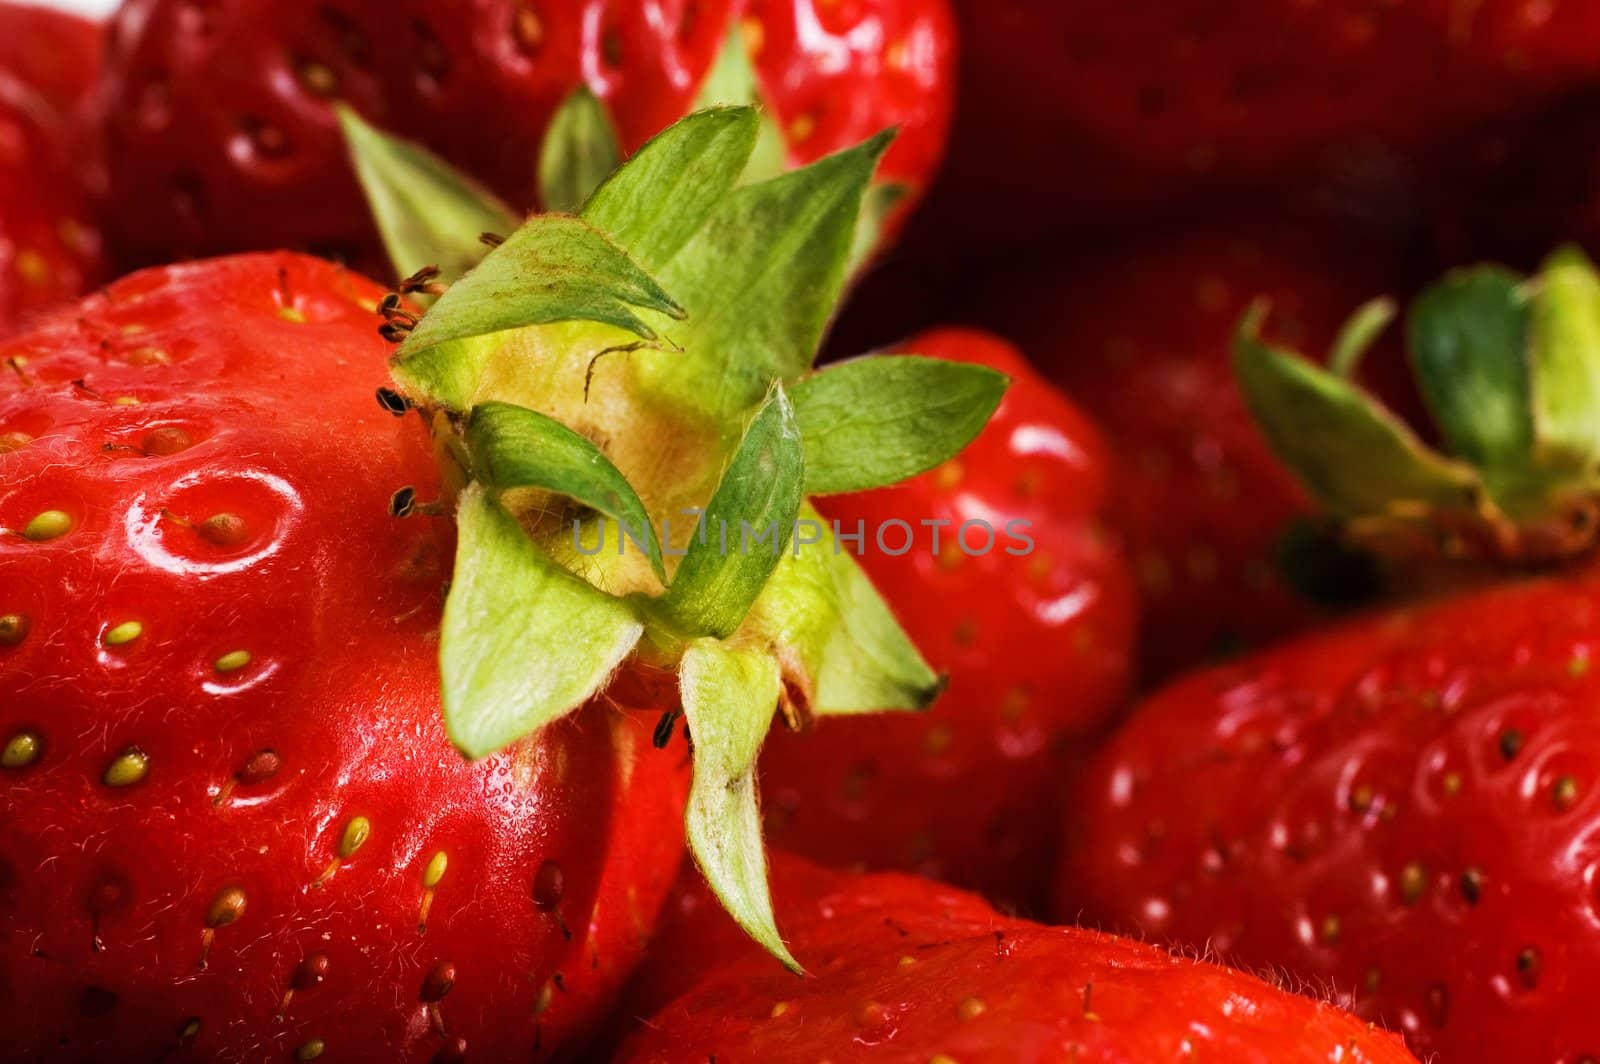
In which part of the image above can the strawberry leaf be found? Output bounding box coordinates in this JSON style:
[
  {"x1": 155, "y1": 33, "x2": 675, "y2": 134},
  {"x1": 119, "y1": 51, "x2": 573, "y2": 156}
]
[
  {"x1": 391, "y1": 214, "x2": 684, "y2": 410},
  {"x1": 1407, "y1": 267, "x2": 1532, "y2": 475},
  {"x1": 847, "y1": 181, "x2": 908, "y2": 278},
  {"x1": 337, "y1": 105, "x2": 519, "y2": 285},
  {"x1": 790, "y1": 354, "x2": 1007, "y2": 494},
  {"x1": 583, "y1": 106, "x2": 760, "y2": 273},
  {"x1": 1529, "y1": 246, "x2": 1600, "y2": 478},
  {"x1": 1234, "y1": 303, "x2": 1485, "y2": 518},
  {"x1": 690, "y1": 24, "x2": 788, "y2": 185},
  {"x1": 538, "y1": 87, "x2": 621, "y2": 214},
  {"x1": 750, "y1": 502, "x2": 941, "y2": 716},
  {"x1": 465, "y1": 401, "x2": 665, "y2": 583},
  {"x1": 679, "y1": 639, "x2": 798, "y2": 972},
  {"x1": 643, "y1": 131, "x2": 893, "y2": 421},
  {"x1": 443, "y1": 485, "x2": 644, "y2": 758},
  {"x1": 659, "y1": 385, "x2": 804, "y2": 638}
]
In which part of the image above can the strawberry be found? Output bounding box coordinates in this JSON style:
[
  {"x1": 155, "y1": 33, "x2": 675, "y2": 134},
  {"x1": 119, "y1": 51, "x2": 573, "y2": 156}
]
[
  {"x1": 617, "y1": 853, "x2": 1419, "y2": 1062},
  {"x1": 758, "y1": 328, "x2": 1136, "y2": 908},
  {"x1": 0, "y1": 72, "x2": 104, "y2": 339},
  {"x1": 1061, "y1": 247, "x2": 1600, "y2": 1061},
  {"x1": 95, "y1": 0, "x2": 953, "y2": 269},
  {"x1": 4, "y1": 108, "x2": 1002, "y2": 1055},
  {"x1": 0, "y1": 2, "x2": 103, "y2": 114},
  {"x1": 0, "y1": 251, "x2": 689, "y2": 1060},
  {"x1": 1058, "y1": 568, "x2": 1600, "y2": 1063},
  {"x1": 926, "y1": 1, "x2": 1591, "y2": 243},
  {"x1": 967, "y1": 223, "x2": 1412, "y2": 682}
]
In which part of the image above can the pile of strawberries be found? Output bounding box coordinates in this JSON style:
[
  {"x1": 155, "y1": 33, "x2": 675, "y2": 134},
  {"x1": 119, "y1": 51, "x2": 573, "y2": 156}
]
[{"x1": 4, "y1": 2, "x2": 1600, "y2": 1061}]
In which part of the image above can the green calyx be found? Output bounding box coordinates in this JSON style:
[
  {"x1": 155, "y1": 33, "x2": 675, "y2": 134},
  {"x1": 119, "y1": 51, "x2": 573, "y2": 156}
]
[
  {"x1": 1236, "y1": 246, "x2": 1600, "y2": 566},
  {"x1": 344, "y1": 106, "x2": 1001, "y2": 970}
]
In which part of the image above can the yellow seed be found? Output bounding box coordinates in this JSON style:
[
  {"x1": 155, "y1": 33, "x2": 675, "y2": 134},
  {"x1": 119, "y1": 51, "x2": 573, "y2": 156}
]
[
  {"x1": 103, "y1": 620, "x2": 144, "y2": 646},
  {"x1": 294, "y1": 1038, "x2": 325, "y2": 1061},
  {"x1": 957, "y1": 996, "x2": 986, "y2": 1021},
  {"x1": 930, "y1": 1056, "x2": 960, "y2": 1064},
  {"x1": 22, "y1": 510, "x2": 71, "y2": 541},
  {"x1": 278, "y1": 306, "x2": 307, "y2": 324},
  {"x1": 898, "y1": 955, "x2": 917, "y2": 967},
  {"x1": 1399, "y1": 861, "x2": 1427, "y2": 906},
  {"x1": 113, "y1": 396, "x2": 141, "y2": 406},
  {"x1": 787, "y1": 112, "x2": 816, "y2": 143},
  {"x1": 214, "y1": 650, "x2": 251, "y2": 673},
  {"x1": 103, "y1": 746, "x2": 149, "y2": 787},
  {"x1": 125, "y1": 347, "x2": 171, "y2": 366},
  {"x1": 338, "y1": 816, "x2": 371, "y2": 858},
  {"x1": 770, "y1": 1001, "x2": 790, "y2": 1017},
  {"x1": 0, "y1": 613, "x2": 28, "y2": 645},
  {"x1": 3, "y1": 730, "x2": 41, "y2": 768},
  {"x1": 207, "y1": 885, "x2": 247, "y2": 928},
  {"x1": 423, "y1": 850, "x2": 448, "y2": 887},
  {"x1": 14, "y1": 248, "x2": 47, "y2": 284}
]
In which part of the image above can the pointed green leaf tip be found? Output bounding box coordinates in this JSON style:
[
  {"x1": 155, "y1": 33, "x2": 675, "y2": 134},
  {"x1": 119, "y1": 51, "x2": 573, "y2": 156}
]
[
  {"x1": 1233, "y1": 301, "x2": 1484, "y2": 519},
  {"x1": 338, "y1": 105, "x2": 518, "y2": 285},
  {"x1": 465, "y1": 401, "x2": 666, "y2": 582},
  {"x1": 390, "y1": 213, "x2": 684, "y2": 410},
  {"x1": 680, "y1": 639, "x2": 799, "y2": 972},
  {"x1": 538, "y1": 87, "x2": 622, "y2": 215},
  {"x1": 1529, "y1": 246, "x2": 1600, "y2": 477},
  {"x1": 659, "y1": 384, "x2": 805, "y2": 638},
  {"x1": 790, "y1": 355, "x2": 1008, "y2": 495},
  {"x1": 644, "y1": 129, "x2": 897, "y2": 421},
  {"x1": 442, "y1": 485, "x2": 643, "y2": 759}
]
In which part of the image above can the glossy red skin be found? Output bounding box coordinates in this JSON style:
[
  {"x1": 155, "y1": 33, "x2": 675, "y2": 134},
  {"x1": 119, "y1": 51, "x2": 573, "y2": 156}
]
[
  {"x1": 928, "y1": 0, "x2": 1592, "y2": 242},
  {"x1": 1059, "y1": 569, "x2": 1600, "y2": 1062},
  {"x1": 759, "y1": 329, "x2": 1136, "y2": 910},
  {"x1": 0, "y1": 254, "x2": 689, "y2": 1061},
  {"x1": 970, "y1": 225, "x2": 1417, "y2": 683},
  {"x1": 0, "y1": 74, "x2": 104, "y2": 339},
  {"x1": 0, "y1": 2, "x2": 103, "y2": 114},
  {"x1": 617, "y1": 854, "x2": 1418, "y2": 1063},
  {"x1": 95, "y1": 0, "x2": 953, "y2": 269}
]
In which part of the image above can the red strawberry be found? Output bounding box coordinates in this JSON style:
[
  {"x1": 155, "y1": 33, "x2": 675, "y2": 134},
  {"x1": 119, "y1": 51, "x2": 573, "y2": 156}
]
[
  {"x1": 1059, "y1": 567, "x2": 1600, "y2": 1062},
  {"x1": 967, "y1": 223, "x2": 1418, "y2": 682},
  {"x1": 3, "y1": 106, "x2": 996, "y2": 1057},
  {"x1": 617, "y1": 853, "x2": 1419, "y2": 1062},
  {"x1": 758, "y1": 328, "x2": 1136, "y2": 908},
  {"x1": 0, "y1": 253, "x2": 689, "y2": 1060},
  {"x1": 1055, "y1": 247, "x2": 1600, "y2": 1060},
  {"x1": 0, "y1": 2, "x2": 103, "y2": 114},
  {"x1": 0, "y1": 73, "x2": 104, "y2": 339},
  {"x1": 95, "y1": 0, "x2": 953, "y2": 268},
  {"x1": 925, "y1": 1, "x2": 1590, "y2": 244}
]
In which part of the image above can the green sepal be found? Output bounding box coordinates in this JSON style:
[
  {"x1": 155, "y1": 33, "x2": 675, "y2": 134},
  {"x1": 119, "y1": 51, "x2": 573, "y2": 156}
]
[
  {"x1": 790, "y1": 354, "x2": 1007, "y2": 495},
  {"x1": 647, "y1": 130, "x2": 894, "y2": 421},
  {"x1": 391, "y1": 214, "x2": 684, "y2": 410},
  {"x1": 1406, "y1": 267, "x2": 1533, "y2": 474},
  {"x1": 583, "y1": 106, "x2": 761, "y2": 272},
  {"x1": 465, "y1": 401, "x2": 665, "y2": 582},
  {"x1": 338, "y1": 105, "x2": 519, "y2": 285},
  {"x1": 847, "y1": 181, "x2": 908, "y2": 278},
  {"x1": 750, "y1": 502, "x2": 941, "y2": 716},
  {"x1": 1328, "y1": 296, "x2": 1398, "y2": 379},
  {"x1": 659, "y1": 385, "x2": 804, "y2": 638},
  {"x1": 1529, "y1": 246, "x2": 1600, "y2": 477},
  {"x1": 691, "y1": 24, "x2": 788, "y2": 185},
  {"x1": 441, "y1": 484, "x2": 643, "y2": 758},
  {"x1": 678, "y1": 639, "x2": 798, "y2": 972},
  {"x1": 1234, "y1": 302, "x2": 1486, "y2": 518},
  {"x1": 538, "y1": 87, "x2": 622, "y2": 214}
]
